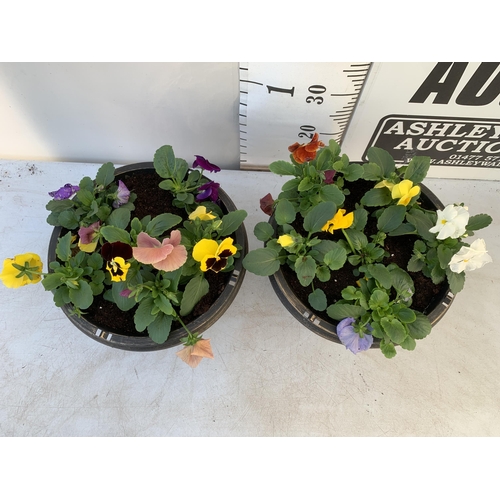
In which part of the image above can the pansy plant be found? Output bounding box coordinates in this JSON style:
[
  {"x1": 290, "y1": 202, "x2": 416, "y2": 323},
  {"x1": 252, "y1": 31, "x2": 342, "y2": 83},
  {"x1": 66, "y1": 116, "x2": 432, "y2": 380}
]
[
  {"x1": 243, "y1": 136, "x2": 492, "y2": 358},
  {"x1": 1, "y1": 144, "x2": 247, "y2": 367}
]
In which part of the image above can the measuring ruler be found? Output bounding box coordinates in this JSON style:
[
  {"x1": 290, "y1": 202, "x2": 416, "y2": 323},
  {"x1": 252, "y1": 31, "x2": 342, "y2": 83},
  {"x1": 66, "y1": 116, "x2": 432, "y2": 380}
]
[{"x1": 239, "y1": 62, "x2": 372, "y2": 170}]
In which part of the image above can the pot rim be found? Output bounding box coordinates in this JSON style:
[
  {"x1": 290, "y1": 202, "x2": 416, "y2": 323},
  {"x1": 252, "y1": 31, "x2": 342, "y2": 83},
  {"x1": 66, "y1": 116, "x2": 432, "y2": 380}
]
[
  {"x1": 47, "y1": 162, "x2": 248, "y2": 351},
  {"x1": 268, "y1": 183, "x2": 455, "y2": 347}
]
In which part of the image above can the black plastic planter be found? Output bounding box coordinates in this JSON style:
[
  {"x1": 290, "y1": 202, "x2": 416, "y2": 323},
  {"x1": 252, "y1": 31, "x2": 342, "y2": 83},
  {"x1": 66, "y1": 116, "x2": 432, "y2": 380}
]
[
  {"x1": 268, "y1": 183, "x2": 455, "y2": 348},
  {"x1": 47, "y1": 162, "x2": 248, "y2": 352}
]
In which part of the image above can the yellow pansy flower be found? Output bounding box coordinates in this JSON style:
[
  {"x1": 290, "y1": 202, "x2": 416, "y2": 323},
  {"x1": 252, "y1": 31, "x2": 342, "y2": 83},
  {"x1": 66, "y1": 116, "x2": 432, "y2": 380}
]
[
  {"x1": 391, "y1": 180, "x2": 420, "y2": 206},
  {"x1": 189, "y1": 206, "x2": 216, "y2": 221},
  {"x1": 277, "y1": 234, "x2": 294, "y2": 247},
  {"x1": 192, "y1": 237, "x2": 237, "y2": 272},
  {"x1": 105, "y1": 256, "x2": 131, "y2": 282},
  {"x1": 0, "y1": 253, "x2": 43, "y2": 288},
  {"x1": 322, "y1": 209, "x2": 354, "y2": 234}
]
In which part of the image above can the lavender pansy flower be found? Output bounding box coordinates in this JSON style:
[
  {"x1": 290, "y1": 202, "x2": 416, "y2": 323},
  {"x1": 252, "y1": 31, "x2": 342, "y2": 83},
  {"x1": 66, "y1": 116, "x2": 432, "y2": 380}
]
[
  {"x1": 337, "y1": 317, "x2": 373, "y2": 354},
  {"x1": 192, "y1": 155, "x2": 221, "y2": 173},
  {"x1": 113, "y1": 180, "x2": 131, "y2": 208},
  {"x1": 49, "y1": 183, "x2": 80, "y2": 200},
  {"x1": 196, "y1": 181, "x2": 220, "y2": 202}
]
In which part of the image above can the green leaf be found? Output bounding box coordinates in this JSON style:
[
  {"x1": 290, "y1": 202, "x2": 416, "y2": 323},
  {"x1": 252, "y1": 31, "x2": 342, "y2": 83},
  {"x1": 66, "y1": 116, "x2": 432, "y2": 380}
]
[
  {"x1": 377, "y1": 205, "x2": 406, "y2": 233},
  {"x1": 323, "y1": 245, "x2": 347, "y2": 271},
  {"x1": 76, "y1": 189, "x2": 95, "y2": 207},
  {"x1": 400, "y1": 335, "x2": 417, "y2": 351},
  {"x1": 41, "y1": 272, "x2": 65, "y2": 291},
  {"x1": 147, "y1": 313, "x2": 173, "y2": 344},
  {"x1": 243, "y1": 248, "x2": 281, "y2": 276},
  {"x1": 404, "y1": 156, "x2": 430, "y2": 184},
  {"x1": 56, "y1": 232, "x2": 73, "y2": 262},
  {"x1": 281, "y1": 178, "x2": 301, "y2": 191},
  {"x1": 145, "y1": 213, "x2": 183, "y2": 238},
  {"x1": 274, "y1": 199, "x2": 296, "y2": 225},
  {"x1": 396, "y1": 307, "x2": 416, "y2": 324},
  {"x1": 327, "y1": 303, "x2": 366, "y2": 321},
  {"x1": 87, "y1": 252, "x2": 104, "y2": 270},
  {"x1": 95, "y1": 162, "x2": 115, "y2": 187},
  {"x1": 380, "y1": 339, "x2": 397, "y2": 358},
  {"x1": 361, "y1": 187, "x2": 392, "y2": 207},
  {"x1": 111, "y1": 281, "x2": 136, "y2": 312},
  {"x1": 107, "y1": 207, "x2": 131, "y2": 230},
  {"x1": 367, "y1": 264, "x2": 392, "y2": 289},
  {"x1": 446, "y1": 268, "x2": 465, "y2": 294},
  {"x1": 294, "y1": 256, "x2": 317, "y2": 287},
  {"x1": 309, "y1": 240, "x2": 338, "y2": 261},
  {"x1": 390, "y1": 267, "x2": 415, "y2": 297},
  {"x1": 268, "y1": 160, "x2": 297, "y2": 176},
  {"x1": 154, "y1": 145, "x2": 176, "y2": 178},
  {"x1": 303, "y1": 201, "x2": 336, "y2": 233},
  {"x1": 52, "y1": 286, "x2": 71, "y2": 307},
  {"x1": 466, "y1": 213, "x2": 493, "y2": 233},
  {"x1": 58, "y1": 210, "x2": 79, "y2": 229},
  {"x1": 369, "y1": 289, "x2": 390, "y2": 309},
  {"x1": 297, "y1": 177, "x2": 314, "y2": 192},
  {"x1": 343, "y1": 229, "x2": 368, "y2": 251},
  {"x1": 100, "y1": 226, "x2": 131, "y2": 244},
  {"x1": 319, "y1": 184, "x2": 345, "y2": 205},
  {"x1": 180, "y1": 274, "x2": 209, "y2": 316},
  {"x1": 362, "y1": 162, "x2": 383, "y2": 181},
  {"x1": 406, "y1": 209, "x2": 435, "y2": 240},
  {"x1": 46, "y1": 199, "x2": 74, "y2": 213},
  {"x1": 315, "y1": 265, "x2": 331, "y2": 282},
  {"x1": 219, "y1": 210, "x2": 247, "y2": 237},
  {"x1": 328, "y1": 139, "x2": 341, "y2": 157},
  {"x1": 254, "y1": 221, "x2": 275, "y2": 242},
  {"x1": 68, "y1": 280, "x2": 94, "y2": 310},
  {"x1": 406, "y1": 312, "x2": 432, "y2": 340},
  {"x1": 380, "y1": 317, "x2": 407, "y2": 344},
  {"x1": 343, "y1": 163, "x2": 364, "y2": 182},
  {"x1": 155, "y1": 294, "x2": 174, "y2": 316},
  {"x1": 352, "y1": 207, "x2": 368, "y2": 231},
  {"x1": 134, "y1": 297, "x2": 157, "y2": 332},
  {"x1": 308, "y1": 289, "x2": 327, "y2": 311},
  {"x1": 407, "y1": 255, "x2": 424, "y2": 272},
  {"x1": 437, "y1": 244, "x2": 453, "y2": 269},
  {"x1": 366, "y1": 147, "x2": 396, "y2": 177},
  {"x1": 388, "y1": 223, "x2": 416, "y2": 237}
]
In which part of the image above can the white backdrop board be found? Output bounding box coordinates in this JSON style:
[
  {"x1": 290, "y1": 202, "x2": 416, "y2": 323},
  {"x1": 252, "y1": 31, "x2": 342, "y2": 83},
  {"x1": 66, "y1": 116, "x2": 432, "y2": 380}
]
[{"x1": 240, "y1": 62, "x2": 500, "y2": 180}]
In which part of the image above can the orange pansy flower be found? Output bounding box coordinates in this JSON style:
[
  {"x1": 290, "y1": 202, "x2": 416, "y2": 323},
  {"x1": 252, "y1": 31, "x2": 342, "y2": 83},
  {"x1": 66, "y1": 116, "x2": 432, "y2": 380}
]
[{"x1": 288, "y1": 133, "x2": 325, "y2": 164}]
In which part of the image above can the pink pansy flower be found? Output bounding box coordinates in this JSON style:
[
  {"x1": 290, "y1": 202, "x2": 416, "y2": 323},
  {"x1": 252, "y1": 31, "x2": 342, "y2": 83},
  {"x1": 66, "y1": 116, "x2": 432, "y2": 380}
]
[
  {"x1": 132, "y1": 230, "x2": 187, "y2": 272},
  {"x1": 78, "y1": 221, "x2": 101, "y2": 244}
]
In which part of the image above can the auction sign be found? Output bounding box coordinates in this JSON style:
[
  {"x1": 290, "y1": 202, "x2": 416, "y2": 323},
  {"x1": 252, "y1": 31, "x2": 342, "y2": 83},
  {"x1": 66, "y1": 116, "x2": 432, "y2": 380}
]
[{"x1": 341, "y1": 62, "x2": 500, "y2": 179}]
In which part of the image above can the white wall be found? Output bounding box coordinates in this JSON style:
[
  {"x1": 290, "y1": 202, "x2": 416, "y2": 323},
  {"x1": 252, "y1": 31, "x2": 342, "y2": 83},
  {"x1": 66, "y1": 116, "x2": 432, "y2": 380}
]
[{"x1": 0, "y1": 62, "x2": 240, "y2": 169}]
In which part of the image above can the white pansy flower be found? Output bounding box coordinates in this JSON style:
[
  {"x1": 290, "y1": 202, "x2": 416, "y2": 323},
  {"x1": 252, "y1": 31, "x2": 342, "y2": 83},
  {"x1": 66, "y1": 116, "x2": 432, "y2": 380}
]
[
  {"x1": 429, "y1": 204, "x2": 470, "y2": 240},
  {"x1": 449, "y1": 238, "x2": 492, "y2": 273}
]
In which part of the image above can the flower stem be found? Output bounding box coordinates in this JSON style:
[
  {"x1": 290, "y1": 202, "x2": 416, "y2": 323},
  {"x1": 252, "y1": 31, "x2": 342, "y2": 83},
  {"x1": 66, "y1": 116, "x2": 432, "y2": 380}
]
[{"x1": 342, "y1": 228, "x2": 356, "y2": 254}]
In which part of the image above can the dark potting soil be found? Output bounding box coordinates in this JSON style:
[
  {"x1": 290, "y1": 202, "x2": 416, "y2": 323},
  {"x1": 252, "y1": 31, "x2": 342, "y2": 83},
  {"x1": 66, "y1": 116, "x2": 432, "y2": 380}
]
[
  {"x1": 280, "y1": 179, "x2": 448, "y2": 324},
  {"x1": 83, "y1": 168, "x2": 231, "y2": 337}
]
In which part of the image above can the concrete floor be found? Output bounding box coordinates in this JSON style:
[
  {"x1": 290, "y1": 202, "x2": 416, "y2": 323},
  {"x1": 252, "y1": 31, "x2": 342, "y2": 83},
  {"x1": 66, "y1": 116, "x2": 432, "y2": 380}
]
[{"x1": 1, "y1": 159, "x2": 499, "y2": 437}]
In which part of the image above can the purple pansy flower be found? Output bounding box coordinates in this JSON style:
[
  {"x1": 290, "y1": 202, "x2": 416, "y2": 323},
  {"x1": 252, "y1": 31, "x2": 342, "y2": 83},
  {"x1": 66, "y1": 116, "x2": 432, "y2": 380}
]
[
  {"x1": 192, "y1": 155, "x2": 221, "y2": 173},
  {"x1": 49, "y1": 183, "x2": 80, "y2": 200},
  {"x1": 113, "y1": 180, "x2": 130, "y2": 208},
  {"x1": 120, "y1": 288, "x2": 132, "y2": 298},
  {"x1": 336, "y1": 317, "x2": 373, "y2": 354},
  {"x1": 324, "y1": 170, "x2": 336, "y2": 184},
  {"x1": 196, "y1": 181, "x2": 220, "y2": 202}
]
